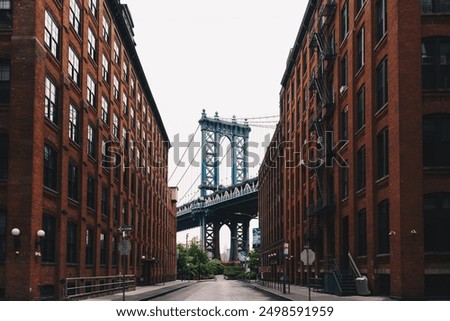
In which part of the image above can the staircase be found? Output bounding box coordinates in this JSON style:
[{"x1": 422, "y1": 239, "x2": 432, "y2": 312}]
[
  {"x1": 328, "y1": 259, "x2": 358, "y2": 296},
  {"x1": 337, "y1": 270, "x2": 357, "y2": 296}
]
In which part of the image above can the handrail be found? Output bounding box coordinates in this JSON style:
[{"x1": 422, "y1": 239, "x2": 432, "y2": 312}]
[
  {"x1": 348, "y1": 252, "x2": 362, "y2": 278},
  {"x1": 325, "y1": 257, "x2": 343, "y2": 295}
]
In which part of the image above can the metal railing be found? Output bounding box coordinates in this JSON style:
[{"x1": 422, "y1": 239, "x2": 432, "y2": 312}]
[
  {"x1": 63, "y1": 275, "x2": 135, "y2": 300},
  {"x1": 348, "y1": 252, "x2": 362, "y2": 278}
]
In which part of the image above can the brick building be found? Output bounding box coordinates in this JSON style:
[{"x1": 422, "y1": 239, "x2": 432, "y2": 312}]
[
  {"x1": 0, "y1": 0, "x2": 177, "y2": 300},
  {"x1": 259, "y1": 0, "x2": 450, "y2": 299}
]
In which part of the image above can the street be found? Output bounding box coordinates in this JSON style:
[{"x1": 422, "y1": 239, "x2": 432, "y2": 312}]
[{"x1": 146, "y1": 276, "x2": 285, "y2": 301}]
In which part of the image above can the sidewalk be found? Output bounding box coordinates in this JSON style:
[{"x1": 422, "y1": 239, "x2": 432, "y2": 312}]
[
  {"x1": 84, "y1": 278, "x2": 391, "y2": 301},
  {"x1": 248, "y1": 281, "x2": 391, "y2": 301}
]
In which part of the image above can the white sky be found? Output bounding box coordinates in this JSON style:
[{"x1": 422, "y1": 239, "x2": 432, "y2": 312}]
[{"x1": 125, "y1": 0, "x2": 307, "y2": 251}]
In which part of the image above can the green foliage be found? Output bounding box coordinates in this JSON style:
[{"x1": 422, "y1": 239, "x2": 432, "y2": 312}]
[
  {"x1": 223, "y1": 266, "x2": 245, "y2": 279},
  {"x1": 176, "y1": 241, "x2": 225, "y2": 280}
]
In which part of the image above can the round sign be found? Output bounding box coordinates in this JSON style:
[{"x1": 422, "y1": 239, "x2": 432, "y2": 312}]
[{"x1": 300, "y1": 249, "x2": 315, "y2": 265}]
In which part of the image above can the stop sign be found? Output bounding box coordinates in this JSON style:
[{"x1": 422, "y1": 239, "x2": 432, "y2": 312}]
[{"x1": 300, "y1": 249, "x2": 315, "y2": 265}]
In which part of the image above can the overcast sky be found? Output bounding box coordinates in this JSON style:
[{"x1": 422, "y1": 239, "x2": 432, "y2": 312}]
[{"x1": 125, "y1": 0, "x2": 307, "y2": 250}]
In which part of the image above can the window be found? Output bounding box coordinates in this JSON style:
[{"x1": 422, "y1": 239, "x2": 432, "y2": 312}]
[
  {"x1": 100, "y1": 233, "x2": 107, "y2": 265},
  {"x1": 356, "y1": 0, "x2": 366, "y2": 13},
  {"x1": 377, "y1": 200, "x2": 390, "y2": 254},
  {"x1": 88, "y1": 0, "x2": 97, "y2": 18},
  {"x1": 66, "y1": 221, "x2": 77, "y2": 264},
  {"x1": 424, "y1": 193, "x2": 450, "y2": 252},
  {"x1": 0, "y1": 209, "x2": 6, "y2": 263},
  {"x1": 340, "y1": 53, "x2": 348, "y2": 88},
  {"x1": 113, "y1": 75, "x2": 119, "y2": 100},
  {"x1": 131, "y1": 78, "x2": 136, "y2": 97},
  {"x1": 423, "y1": 114, "x2": 450, "y2": 167},
  {"x1": 130, "y1": 107, "x2": 135, "y2": 127},
  {"x1": 341, "y1": 165, "x2": 348, "y2": 200},
  {"x1": 122, "y1": 201, "x2": 128, "y2": 224},
  {"x1": 87, "y1": 176, "x2": 95, "y2": 209},
  {"x1": 68, "y1": 163, "x2": 79, "y2": 200},
  {"x1": 45, "y1": 77, "x2": 58, "y2": 125},
  {"x1": 87, "y1": 124, "x2": 96, "y2": 158},
  {"x1": 40, "y1": 285, "x2": 55, "y2": 301},
  {"x1": 0, "y1": 0, "x2": 12, "y2": 29},
  {"x1": 101, "y1": 53, "x2": 109, "y2": 83},
  {"x1": 341, "y1": 107, "x2": 348, "y2": 140},
  {"x1": 112, "y1": 236, "x2": 118, "y2": 266},
  {"x1": 101, "y1": 186, "x2": 109, "y2": 216},
  {"x1": 87, "y1": 28, "x2": 97, "y2": 62},
  {"x1": 0, "y1": 59, "x2": 10, "y2": 104},
  {"x1": 102, "y1": 15, "x2": 110, "y2": 43},
  {"x1": 0, "y1": 134, "x2": 8, "y2": 180},
  {"x1": 357, "y1": 146, "x2": 366, "y2": 190},
  {"x1": 44, "y1": 144, "x2": 57, "y2": 190},
  {"x1": 113, "y1": 195, "x2": 119, "y2": 221},
  {"x1": 69, "y1": 0, "x2": 81, "y2": 35},
  {"x1": 341, "y1": 1, "x2": 349, "y2": 42},
  {"x1": 87, "y1": 74, "x2": 96, "y2": 107},
  {"x1": 113, "y1": 41, "x2": 120, "y2": 64},
  {"x1": 357, "y1": 27, "x2": 365, "y2": 70},
  {"x1": 113, "y1": 113, "x2": 119, "y2": 138},
  {"x1": 101, "y1": 96, "x2": 109, "y2": 125},
  {"x1": 422, "y1": 37, "x2": 450, "y2": 90},
  {"x1": 42, "y1": 214, "x2": 56, "y2": 263},
  {"x1": 377, "y1": 128, "x2": 389, "y2": 179},
  {"x1": 356, "y1": 85, "x2": 365, "y2": 130},
  {"x1": 421, "y1": 0, "x2": 450, "y2": 13},
  {"x1": 85, "y1": 228, "x2": 94, "y2": 265},
  {"x1": 357, "y1": 209, "x2": 367, "y2": 256},
  {"x1": 122, "y1": 93, "x2": 128, "y2": 115},
  {"x1": 376, "y1": 57, "x2": 388, "y2": 109},
  {"x1": 68, "y1": 104, "x2": 79, "y2": 143},
  {"x1": 376, "y1": 0, "x2": 387, "y2": 41},
  {"x1": 44, "y1": 11, "x2": 60, "y2": 58},
  {"x1": 123, "y1": 61, "x2": 128, "y2": 83},
  {"x1": 102, "y1": 140, "x2": 110, "y2": 168}
]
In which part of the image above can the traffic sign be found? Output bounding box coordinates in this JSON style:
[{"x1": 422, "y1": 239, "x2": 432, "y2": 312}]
[
  {"x1": 300, "y1": 249, "x2": 315, "y2": 265},
  {"x1": 117, "y1": 225, "x2": 133, "y2": 232}
]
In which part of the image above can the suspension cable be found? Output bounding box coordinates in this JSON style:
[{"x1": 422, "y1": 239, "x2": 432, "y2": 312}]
[{"x1": 168, "y1": 124, "x2": 200, "y2": 182}]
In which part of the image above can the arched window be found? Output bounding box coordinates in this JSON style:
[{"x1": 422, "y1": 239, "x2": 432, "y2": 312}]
[
  {"x1": 424, "y1": 193, "x2": 450, "y2": 252},
  {"x1": 423, "y1": 114, "x2": 450, "y2": 167},
  {"x1": 422, "y1": 37, "x2": 450, "y2": 90}
]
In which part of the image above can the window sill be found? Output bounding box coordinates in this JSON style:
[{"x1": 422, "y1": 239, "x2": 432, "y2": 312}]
[
  {"x1": 355, "y1": 125, "x2": 366, "y2": 137},
  {"x1": 375, "y1": 175, "x2": 389, "y2": 186},
  {"x1": 374, "y1": 33, "x2": 388, "y2": 52},
  {"x1": 44, "y1": 118, "x2": 60, "y2": 132},
  {"x1": 355, "y1": 65, "x2": 365, "y2": 79},
  {"x1": 354, "y1": 4, "x2": 367, "y2": 22},
  {"x1": 423, "y1": 167, "x2": 450, "y2": 172},
  {"x1": 356, "y1": 188, "x2": 366, "y2": 197},
  {"x1": 375, "y1": 103, "x2": 388, "y2": 119},
  {"x1": 424, "y1": 251, "x2": 450, "y2": 256},
  {"x1": 376, "y1": 253, "x2": 390, "y2": 258},
  {"x1": 43, "y1": 186, "x2": 58, "y2": 196}
]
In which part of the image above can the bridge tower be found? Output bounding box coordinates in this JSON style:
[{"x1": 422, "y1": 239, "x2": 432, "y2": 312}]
[
  {"x1": 197, "y1": 110, "x2": 252, "y2": 261},
  {"x1": 199, "y1": 109, "x2": 251, "y2": 196}
]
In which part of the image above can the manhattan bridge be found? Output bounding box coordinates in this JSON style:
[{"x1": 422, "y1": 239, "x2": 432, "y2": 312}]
[{"x1": 172, "y1": 110, "x2": 278, "y2": 261}]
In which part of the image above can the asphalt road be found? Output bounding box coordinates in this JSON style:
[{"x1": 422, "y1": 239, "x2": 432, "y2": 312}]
[{"x1": 146, "y1": 276, "x2": 285, "y2": 301}]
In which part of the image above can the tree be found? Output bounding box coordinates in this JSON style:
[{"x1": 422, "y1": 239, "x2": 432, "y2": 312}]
[{"x1": 176, "y1": 240, "x2": 224, "y2": 280}]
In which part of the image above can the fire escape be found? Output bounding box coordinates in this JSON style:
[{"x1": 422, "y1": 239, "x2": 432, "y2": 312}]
[{"x1": 307, "y1": 0, "x2": 337, "y2": 246}]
